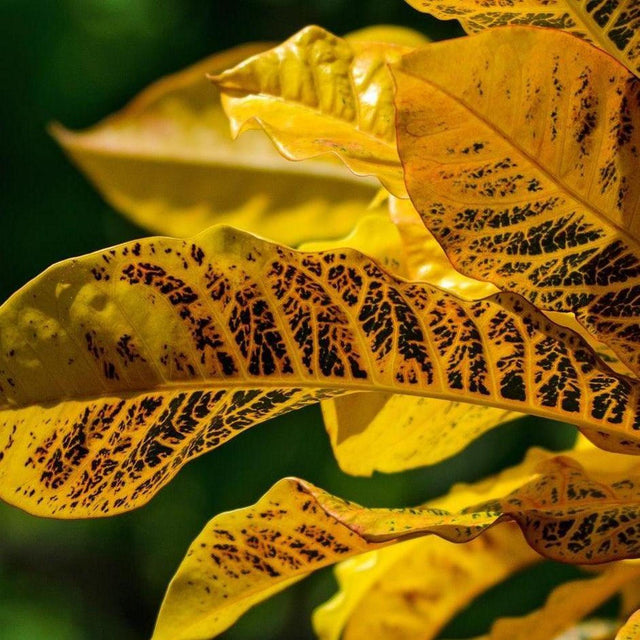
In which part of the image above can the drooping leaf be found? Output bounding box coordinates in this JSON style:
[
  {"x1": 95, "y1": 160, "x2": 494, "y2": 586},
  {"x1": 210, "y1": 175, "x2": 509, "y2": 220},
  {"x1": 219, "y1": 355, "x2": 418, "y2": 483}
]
[
  {"x1": 403, "y1": 0, "x2": 640, "y2": 76},
  {"x1": 211, "y1": 26, "x2": 418, "y2": 196},
  {"x1": 617, "y1": 609, "x2": 640, "y2": 639},
  {"x1": 2, "y1": 226, "x2": 640, "y2": 518},
  {"x1": 394, "y1": 27, "x2": 640, "y2": 377},
  {"x1": 51, "y1": 43, "x2": 377, "y2": 244},
  {"x1": 480, "y1": 563, "x2": 640, "y2": 640},
  {"x1": 312, "y1": 523, "x2": 538, "y2": 640},
  {"x1": 153, "y1": 447, "x2": 640, "y2": 640}
]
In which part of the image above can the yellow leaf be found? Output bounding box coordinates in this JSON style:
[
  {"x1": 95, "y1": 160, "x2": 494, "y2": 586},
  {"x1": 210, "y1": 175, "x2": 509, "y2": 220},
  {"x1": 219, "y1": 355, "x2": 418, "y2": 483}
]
[
  {"x1": 313, "y1": 523, "x2": 538, "y2": 640},
  {"x1": 322, "y1": 393, "x2": 520, "y2": 475},
  {"x1": 344, "y1": 25, "x2": 430, "y2": 47},
  {"x1": 558, "y1": 621, "x2": 620, "y2": 640},
  {"x1": 51, "y1": 43, "x2": 377, "y2": 245},
  {"x1": 153, "y1": 447, "x2": 640, "y2": 640},
  {"x1": 617, "y1": 609, "x2": 640, "y2": 640},
  {"x1": 2, "y1": 226, "x2": 640, "y2": 518},
  {"x1": 393, "y1": 27, "x2": 640, "y2": 377},
  {"x1": 403, "y1": 0, "x2": 640, "y2": 77},
  {"x1": 481, "y1": 563, "x2": 640, "y2": 640},
  {"x1": 211, "y1": 26, "x2": 410, "y2": 196}
]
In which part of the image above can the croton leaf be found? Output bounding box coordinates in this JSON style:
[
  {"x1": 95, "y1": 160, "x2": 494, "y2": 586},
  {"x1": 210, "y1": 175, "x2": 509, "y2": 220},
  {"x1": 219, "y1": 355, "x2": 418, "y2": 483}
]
[
  {"x1": 51, "y1": 42, "x2": 377, "y2": 245},
  {"x1": 403, "y1": 0, "x2": 640, "y2": 77},
  {"x1": 153, "y1": 447, "x2": 640, "y2": 640},
  {"x1": 481, "y1": 563, "x2": 640, "y2": 640},
  {"x1": 211, "y1": 26, "x2": 421, "y2": 196},
  {"x1": 617, "y1": 609, "x2": 640, "y2": 639},
  {"x1": 394, "y1": 27, "x2": 640, "y2": 377},
  {"x1": 312, "y1": 522, "x2": 538, "y2": 640},
  {"x1": 2, "y1": 226, "x2": 640, "y2": 518}
]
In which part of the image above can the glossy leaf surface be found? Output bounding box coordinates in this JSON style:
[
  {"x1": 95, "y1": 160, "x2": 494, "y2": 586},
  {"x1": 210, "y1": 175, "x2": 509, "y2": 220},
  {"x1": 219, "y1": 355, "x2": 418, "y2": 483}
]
[
  {"x1": 212, "y1": 26, "x2": 419, "y2": 195},
  {"x1": 52, "y1": 43, "x2": 376, "y2": 244},
  {"x1": 3, "y1": 226, "x2": 640, "y2": 518},
  {"x1": 404, "y1": 0, "x2": 640, "y2": 76},
  {"x1": 154, "y1": 447, "x2": 640, "y2": 640},
  {"x1": 394, "y1": 27, "x2": 640, "y2": 376}
]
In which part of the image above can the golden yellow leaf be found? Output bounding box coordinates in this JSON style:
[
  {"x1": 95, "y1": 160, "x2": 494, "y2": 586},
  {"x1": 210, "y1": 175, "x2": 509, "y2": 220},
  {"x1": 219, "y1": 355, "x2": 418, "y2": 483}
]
[
  {"x1": 394, "y1": 27, "x2": 640, "y2": 377},
  {"x1": 344, "y1": 25, "x2": 430, "y2": 47},
  {"x1": 481, "y1": 563, "x2": 640, "y2": 640},
  {"x1": 313, "y1": 523, "x2": 538, "y2": 640},
  {"x1": 211, "y1": 26, "x2": 410, "y2": 196},
  {"x1": 617, "y1": 609, "x2": 640, "y2": 639},
  {"x1": 51, "y1": 43, "x2": 377, "y2": 245},
  {"x1": 153, "y1": 447, "x2": 640, "y2": 640},
  {"x1": 322, "y1": 393, "x2": 520, "y2": 475},
  {"x1": 2, "y1": 226, "x2": 640, "y2": 518},
  {"x1": 404, "y1": 0, "x2": 640, "y2": 77}
]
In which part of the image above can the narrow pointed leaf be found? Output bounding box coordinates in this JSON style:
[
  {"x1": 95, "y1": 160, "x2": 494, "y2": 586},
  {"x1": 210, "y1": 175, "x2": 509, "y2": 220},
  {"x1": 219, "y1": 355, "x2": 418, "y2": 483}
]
[
  {"x1": 211, "y1": 26, "x2": 417, "y2": 196},
  {"x1": 154, "y1": 447, "x2": 640, "y2": 640},
  {"x1": 481, "y1": 563, "x2": 640, "y2": 640},
  {"x1": 52, "y1": 43, "x2": 376, "y2": 244},
  {"x1": 404, "y1": 0, "x2": 640, "y2": 77},
  {"x1": 313, "y1": 523, "x2": 538, "y2": 640},
  {"x1": 394, "y1": 27, "x2": 640, "y2": 377},
  {"x1": 2, "y1": 226, "x2": 640, "y2": 518},
  {"x1": 617, "y1": 610, "x2": 640, "y2": 639}
]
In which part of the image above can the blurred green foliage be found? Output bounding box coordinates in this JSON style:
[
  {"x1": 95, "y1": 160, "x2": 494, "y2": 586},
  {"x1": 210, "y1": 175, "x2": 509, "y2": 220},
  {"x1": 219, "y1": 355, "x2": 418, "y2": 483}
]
[{"x1": 0, "y1": 1, "x2": 587, "y2": 638}]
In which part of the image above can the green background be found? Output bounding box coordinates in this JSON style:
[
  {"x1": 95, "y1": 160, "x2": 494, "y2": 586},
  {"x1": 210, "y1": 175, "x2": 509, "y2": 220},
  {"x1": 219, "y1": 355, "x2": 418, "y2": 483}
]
[{"x1": 0, "y1": 1, "x2": 596, "y2": 638}]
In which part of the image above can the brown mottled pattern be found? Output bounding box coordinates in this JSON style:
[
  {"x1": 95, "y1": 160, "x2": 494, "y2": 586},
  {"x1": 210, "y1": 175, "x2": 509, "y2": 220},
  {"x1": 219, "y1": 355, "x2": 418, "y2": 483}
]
[
  {"x1": 395, "y1": 27, "x2": 640, "y2": 378},
  {"x1": 405, "y1": 1, "x2": 640, "y2": 76},
  {"x1": 0, "y1": 226, "x2": 639, "y2": 517},
  {"x1": 153, "y1": 453, "x2": 640, "y2": 639}
]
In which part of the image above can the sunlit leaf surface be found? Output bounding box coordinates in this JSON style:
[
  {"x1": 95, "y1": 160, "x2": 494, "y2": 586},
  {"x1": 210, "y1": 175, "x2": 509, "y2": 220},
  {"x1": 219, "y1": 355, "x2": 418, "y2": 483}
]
[
  {"x1": 52, "y1": 43, "x2": 377, "y2": 244},
  {"x1": 394, "y1": 27, "x2": 640, "y2": 377},
  {"x1": 617, "y1": 609, "x2": 640, "y2": 639},
  {"x1": 404, "y1": 0, "x2": 640, "y2": 76},
  {"x1": 154, "y1": 447, "x2": 640, "y2": 640},
  {"x1": 212, "y1": 26, "x2": 420, "y2": 195}
]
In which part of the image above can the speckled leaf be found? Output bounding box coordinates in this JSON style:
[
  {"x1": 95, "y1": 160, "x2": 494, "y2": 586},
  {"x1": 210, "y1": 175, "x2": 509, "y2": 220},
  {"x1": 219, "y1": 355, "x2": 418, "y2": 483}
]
[
  {"x1": 154, "y1": 447, "x2": 640, "y2": 640},
  {"x1": 481, "y1": 563, "x2": 640, "y2": 640},
  {"x1": 313, "y1": 523, "x2": 538, "y2": 640},
  {"x1": 51, "y1": 43, "x2": 377, "y2": 244},
  {"x1": 2, "y1": 226, "x2": 640, "y2": 518},
  {"x1": 404, "y1": 0, "x2": 640, "y2": 77},
  {"x1": 617, "y1": 609, "x2": 640, "y2": 639},
  {"x1": 394, "y1": 27, "x2": 640, "y2": 377},
  {"x1": 211, "y1": 26, "x2": 421, "y2": 196}
]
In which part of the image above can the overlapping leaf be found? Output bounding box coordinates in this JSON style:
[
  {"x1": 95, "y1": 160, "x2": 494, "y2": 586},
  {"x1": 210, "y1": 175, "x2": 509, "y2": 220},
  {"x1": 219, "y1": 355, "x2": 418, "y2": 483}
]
[
  {"x1": 3, "y1": 225, "x2": 640, "y2": 517},
  {"x1": 52, "y1": 42, "x2": 377, "y2": 245},
  {"x1": 394, "y1": 27, "x2": 640, "y2": 377},
  {"x1": 617, "y1": 609, "x2": 640, "y2": 639},
  {"x1": 404, "y1": 0, "x2": 640, "y2": 76},
  {"x1": 153, "y1": 447, "x2": 640, "y2": 640},
  {"x1": 211, "y1": 26, "x2": 422, "y2": 195},
  {"x1": 313, "y1": 523, "x2": 538, "y2": 640}
]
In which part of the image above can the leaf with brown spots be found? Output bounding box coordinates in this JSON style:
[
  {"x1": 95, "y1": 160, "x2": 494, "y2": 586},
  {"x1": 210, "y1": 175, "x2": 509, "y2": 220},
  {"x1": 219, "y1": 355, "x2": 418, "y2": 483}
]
[
  {"x1": 51, "y1": 42, "x2": 378, "y2": 245},
  {"x1": 617, "y1": 609, "x2": 640, "y2": 639},
  {"x1": 3, "y1": 226, "x2": 640, "y2": 518},
  {"x1": 312, "y1": 523, "x2": 538, "y2": 640},
  {"x1": 394, "y1": 27, "x2": 640, "y2": 378},
  {"x1": 153, "y1": 446, "x2": 640, "y2": 640},
  {"x1": 210, "y1": 26, "x2": 427, "y2": 196},
  {"x1": 404, "y1": 0, "x2": 640, "y2": 77}
]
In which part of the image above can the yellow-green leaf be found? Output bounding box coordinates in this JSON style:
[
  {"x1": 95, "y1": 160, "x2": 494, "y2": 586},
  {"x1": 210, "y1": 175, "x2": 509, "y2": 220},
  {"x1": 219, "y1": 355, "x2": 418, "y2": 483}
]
[
  {"x1": 403, "y1": 0, "x2": 640, "y2": 76},
  {"x1": 211, "y1": 26, "x2": 413, "y2": 196},
  {"x1": 617, "y1": 609, "x2": 640, "y2": 639},
  {"x1": 313, "y1": 523, "x2": 538, "y2": 640},
  {"x1": 51, "y1": 43, "x2": 377, "y2": 245},
  {"x1": 394, "y1": 27, "x2": 640, "y2": 377},
  {"x1": 481, "y1": 563, "x2": 640, "y2": 640},
  {"x1": 153, "y1": 447, "x2": 640, "y2": 640},
  {"x1": 2, "y1": 226, "x2": 640, "y2": 518}
]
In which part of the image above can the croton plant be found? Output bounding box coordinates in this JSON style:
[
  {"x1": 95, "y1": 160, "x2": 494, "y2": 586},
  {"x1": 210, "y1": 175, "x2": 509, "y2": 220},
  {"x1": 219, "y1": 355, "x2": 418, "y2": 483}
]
[{"x1": 3, "y1": 1, "x2": 640, "y2": 638}]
